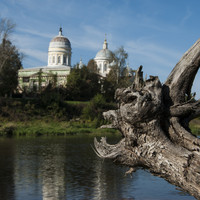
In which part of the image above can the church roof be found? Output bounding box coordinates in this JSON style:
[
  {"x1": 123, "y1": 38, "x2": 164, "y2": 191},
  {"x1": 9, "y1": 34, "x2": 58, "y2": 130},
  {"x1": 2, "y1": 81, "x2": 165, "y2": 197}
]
[
  {"x1": 94, "y1": 38, "x2": 113, "y2": 61},
  {"x1": 95, "y1": 49, "x2": 113, "y2": 60},
  {"x1": 49, "y1": 28, "x2": 71, "y2": 49},
  {"x1": 19, "y1": 66, "x2": 71, "y2": 72},
  {"x1": 51, "y1": 36, "x2": 70, "y2": 43}
]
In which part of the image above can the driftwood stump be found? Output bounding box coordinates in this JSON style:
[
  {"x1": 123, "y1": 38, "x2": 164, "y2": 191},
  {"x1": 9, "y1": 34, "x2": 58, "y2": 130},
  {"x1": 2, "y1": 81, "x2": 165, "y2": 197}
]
[{"x1": 94, "y1": 39, "x2": 200, "y2": 199}]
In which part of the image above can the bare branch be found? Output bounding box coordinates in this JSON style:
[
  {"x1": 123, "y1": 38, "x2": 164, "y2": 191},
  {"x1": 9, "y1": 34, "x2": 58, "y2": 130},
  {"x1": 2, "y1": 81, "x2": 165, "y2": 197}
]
[
  {"x1": 164, "y1": 39, "x2": 200, "y2": 105},
  {"x1": 0, "y1": 17, "x2": 16, "y2": 41},
  {"x1": 170, "y1": 100, "x2": 200, "y2": 118},
  {"x1": 94, "y1": 137, "x2": 125, "y2": 158}
]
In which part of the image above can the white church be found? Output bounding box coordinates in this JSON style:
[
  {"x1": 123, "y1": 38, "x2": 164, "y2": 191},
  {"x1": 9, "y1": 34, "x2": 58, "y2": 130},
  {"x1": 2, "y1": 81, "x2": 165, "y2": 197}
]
[{"x1": 18, "y1": 28, "x2": 121, "y2": 92}]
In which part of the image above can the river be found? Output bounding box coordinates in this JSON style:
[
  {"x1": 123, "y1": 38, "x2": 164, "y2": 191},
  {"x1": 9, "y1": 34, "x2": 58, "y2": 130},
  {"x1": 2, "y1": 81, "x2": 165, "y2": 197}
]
[{"x1": 0, "y1": 134, "x2": 196, "y2": 200}]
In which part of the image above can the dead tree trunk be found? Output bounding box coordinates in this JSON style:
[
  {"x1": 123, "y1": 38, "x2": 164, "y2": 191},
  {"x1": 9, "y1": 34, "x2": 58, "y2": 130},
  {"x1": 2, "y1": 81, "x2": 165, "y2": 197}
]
[{"x1": 94, "y1": 39, "x2": 200, "y2": 199}]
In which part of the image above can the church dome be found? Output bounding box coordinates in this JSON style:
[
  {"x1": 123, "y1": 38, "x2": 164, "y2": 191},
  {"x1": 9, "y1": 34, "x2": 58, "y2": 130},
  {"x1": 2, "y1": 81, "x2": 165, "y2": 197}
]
[
  {"x1": 95, "y1": 49, "x2": 113, "y2": 60},
  {"x1": 48, "y1": 28, "x2": 72, "y2": 67},
  {"x1": 49, "y1": 28, "x2": 71, "y2": 49},
  {"x1": 94, "y1": 37, "x2": 114, "y2": 77},
  {"x1": 94, "y1": 39, "x2": 113, "y2": 61}
]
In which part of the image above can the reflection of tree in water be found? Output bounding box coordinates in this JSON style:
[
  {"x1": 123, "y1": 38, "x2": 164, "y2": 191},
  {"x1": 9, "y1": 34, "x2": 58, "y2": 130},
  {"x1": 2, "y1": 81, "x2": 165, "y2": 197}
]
[
  {"x1": 120, "y1": 199, "x2": 135, "y2": 200},
  {"x1": 0, "y1": 139, "x2": 15, "y2": 200},
  {"x1": 91, "y1": 159, "x2": 136, "y2": 200},
  {"x1": 64, "y1": 136, "x2": 137, "y2": 200}
]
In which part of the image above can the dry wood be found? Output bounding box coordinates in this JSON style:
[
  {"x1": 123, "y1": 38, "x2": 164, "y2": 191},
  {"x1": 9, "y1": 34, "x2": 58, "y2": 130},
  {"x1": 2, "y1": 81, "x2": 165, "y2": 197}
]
[{"x1": 94, "y1": 39, "x2": 200, "y2": 199}]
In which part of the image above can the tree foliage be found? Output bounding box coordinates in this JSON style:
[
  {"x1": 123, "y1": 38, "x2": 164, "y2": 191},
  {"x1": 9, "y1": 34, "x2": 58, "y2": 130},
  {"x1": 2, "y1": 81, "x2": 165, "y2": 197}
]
[
  {"x1": 82, "y1": 93, "x2": 117, "y2": 127},
  {"x1": 0, "y1": 18, "x2": 22, "y2": 97},
  {"x1": 114, "y1": 46, "x2": 128, "y2": 76},
  {"x1": 0, "y1": 41, "x2": 22, "y2": 96},
  {"x1": 107, "y1": 46, "x2": 130, "y2": 84},
  {"x1": 87, "y1": 59, "x2": 98, "y2": 73},
  {"x1": 66, "y1": 66, "x2": 101, "y2": 101},
  {"x1": 101, "y1": 46, "x2": 133, "y2": 100}
]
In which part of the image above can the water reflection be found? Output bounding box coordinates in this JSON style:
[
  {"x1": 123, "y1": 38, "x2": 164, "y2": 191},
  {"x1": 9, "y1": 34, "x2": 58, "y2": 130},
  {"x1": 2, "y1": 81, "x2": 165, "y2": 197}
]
[
  {"x1": 63, "y1": 136, "x2": 134, "y2": 200},
  {"x1": 0, "y1": 139, "x2": 15, "y2": 200},
  {"x1": 0, "y1": 136, "x2": 196, "y2": 200},
  {"x1": 40, "y1": 142, "x2": 66, "y2": 200}
]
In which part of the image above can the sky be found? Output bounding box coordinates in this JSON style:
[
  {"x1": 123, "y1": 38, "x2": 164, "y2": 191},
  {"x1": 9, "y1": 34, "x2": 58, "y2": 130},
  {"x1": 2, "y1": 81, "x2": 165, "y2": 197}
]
[{"x1": 1, "y1": 0, "x2": 200, "y2": 98}]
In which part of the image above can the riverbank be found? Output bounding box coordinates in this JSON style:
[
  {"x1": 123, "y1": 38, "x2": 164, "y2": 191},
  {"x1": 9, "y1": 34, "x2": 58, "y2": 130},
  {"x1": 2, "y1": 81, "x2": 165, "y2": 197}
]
[
  {"x1": 0, "y1": 97, "x2": 118, "y2": 136},
  {"x1": 0, "y1": 97, "x2": 199, "y2": 137},
  {"x1": 0, "y1": 118, "x2": 198, "y2": 137},
  {"x1": 0, "y1": 119, "x2": 119, "y2": 136}
]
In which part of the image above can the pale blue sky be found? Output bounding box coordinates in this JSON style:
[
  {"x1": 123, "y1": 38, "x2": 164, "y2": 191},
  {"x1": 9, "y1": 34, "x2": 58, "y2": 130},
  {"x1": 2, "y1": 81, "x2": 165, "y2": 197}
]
[{"x1": 1, "y1": 0, "x2": 200, "y2": 97}]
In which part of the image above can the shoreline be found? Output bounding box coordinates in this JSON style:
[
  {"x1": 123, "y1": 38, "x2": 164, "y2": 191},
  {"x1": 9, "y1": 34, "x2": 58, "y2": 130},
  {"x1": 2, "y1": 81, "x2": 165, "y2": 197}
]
[
  {"x1": 0, "y1": 119, "x2": 119, "y2": 137},
  {"x1": 0, "y1": 118, "x2": 199, "y2": 137},
  {"x1": 0, "y1": 98, "x2": 199, "y2": 137}
]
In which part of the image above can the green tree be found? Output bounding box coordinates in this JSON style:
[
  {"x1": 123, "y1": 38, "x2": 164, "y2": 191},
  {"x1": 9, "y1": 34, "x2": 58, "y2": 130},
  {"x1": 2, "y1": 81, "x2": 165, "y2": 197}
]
[
  {"x1": 82, "y1": 93, "x2": 117, "y2": 127},
  {"x1": 106, "y1": 46, "x2": 129, "y2": 86},
  {"x1": 38, "y1": 69, "x2": 42, "y2": 92},
  {"x1": 52, "y1": 73, "x2": 58, "y2": 88},
  {"x1": 66, "y1": 66, "x2": 101, "y2": 101},
  {"x1": 101, "y1": 46, "x2": 131, "y2": 100},
  {"x1": 114, "y1": 46, "x2": 128, "y2": 76},
  {"x1": 0, "y1": 18, "x2": 22, "y2": 97},
  {"x1": 81, "y1": 94, "x2": 107, "y2": 127},
  {"x1": 101, "y1": 78, "x2": 115, "y2": 102},
  {"x1": 87, "y1": 59, "x2": 99, "y2": 73},
  {"x1": 0, "y1": 40, "x2": 22, "y2": 97}
]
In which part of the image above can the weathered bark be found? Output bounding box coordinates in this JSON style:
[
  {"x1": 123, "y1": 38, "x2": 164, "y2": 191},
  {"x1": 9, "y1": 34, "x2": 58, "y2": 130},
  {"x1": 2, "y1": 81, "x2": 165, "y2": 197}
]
[{"x1": 94, "y1": 39, "x2": 200, "y2": 199}]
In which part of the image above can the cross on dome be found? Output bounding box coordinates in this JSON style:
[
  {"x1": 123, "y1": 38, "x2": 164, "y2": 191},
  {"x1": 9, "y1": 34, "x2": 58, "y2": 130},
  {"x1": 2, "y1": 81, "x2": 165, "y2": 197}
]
[
  {"x1": 59, "y1": 27, "x2": 63, "y2": 36},
  {"x1": 103, "y1": 33, "x2": 108, "y2": 49}
]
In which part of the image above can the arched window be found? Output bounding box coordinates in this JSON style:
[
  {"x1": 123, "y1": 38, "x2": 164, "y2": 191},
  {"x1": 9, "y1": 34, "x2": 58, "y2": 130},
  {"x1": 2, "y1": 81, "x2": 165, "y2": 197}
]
[
  {"x1": 63, "y1": 56, "x2": 66, "y2": 64},
  {"x1": 58, "y1": 56, "x2": 61, "y2": 64},
  {"x1": 99, "y1": 63, "x2": 102, "y2": 70},
  {"x1": 104, "y1": 64, "x2": 107, "y2": 71}
]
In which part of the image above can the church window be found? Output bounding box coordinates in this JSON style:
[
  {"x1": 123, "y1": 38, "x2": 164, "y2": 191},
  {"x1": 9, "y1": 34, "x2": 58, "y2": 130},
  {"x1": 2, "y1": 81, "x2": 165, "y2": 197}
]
[
  {"x1": 53, "y1": 56, "x2": 55, "y2": 63},
  {"x1": 58, "y1": 56, "x2": 61, "y2": 64},
  {"x1": 104, "y1": 64, "x2": 107, "y2": 71},
  {"x1": 63, "y1": 56, "x2": 66, "y2": 64}
]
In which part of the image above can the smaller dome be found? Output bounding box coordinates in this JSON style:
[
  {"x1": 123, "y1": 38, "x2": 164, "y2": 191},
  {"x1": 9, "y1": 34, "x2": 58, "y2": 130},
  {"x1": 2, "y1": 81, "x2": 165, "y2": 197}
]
[
  {"x1": 95, "y1": 49, "x2": 113, "y2": 60},
  {"x1": 95, "y1": 38, "x2": 113, "y2": 61}
]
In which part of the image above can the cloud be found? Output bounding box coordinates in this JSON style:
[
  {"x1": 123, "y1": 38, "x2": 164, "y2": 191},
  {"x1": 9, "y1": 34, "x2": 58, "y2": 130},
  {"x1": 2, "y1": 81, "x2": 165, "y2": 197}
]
[
  {"x1": 180, "y1": 7, "x2": 192, "y2": 26},
  {"x1": 70, "y1": 25, "x2": 105, "y2": 51},
  {"x1": 17, "y1": 27, "x2": 53, "y2": 39},
  {"x1": 123, "y1": 38, "x2": 183, "y2": 83},
  {"x1": 126, "y1": 39, "x2": 181, "y2": 66},
  {"x1": 21, "y1": 48, "x2": 47, "y2": 67}
]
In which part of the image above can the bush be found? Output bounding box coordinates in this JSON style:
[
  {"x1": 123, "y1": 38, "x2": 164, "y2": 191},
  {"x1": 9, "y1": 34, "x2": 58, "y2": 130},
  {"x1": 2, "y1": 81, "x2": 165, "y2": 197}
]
[{"x1": 82, "y1": 94, "x2": 113, "y2": 127}]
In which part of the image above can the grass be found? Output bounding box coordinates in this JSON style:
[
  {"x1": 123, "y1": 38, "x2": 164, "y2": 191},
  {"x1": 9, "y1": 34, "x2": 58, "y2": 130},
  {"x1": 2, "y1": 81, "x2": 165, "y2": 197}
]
[
  {"x1": 0, "y1": 118, "x2": 199, "y2": 137},
  {"x1": 1, "y1": 117, "x2": 199, "y2": 137},
  {"x1": 0, "y1": 97, "x2": 119, "y2": 137},
  {"x1": 0, "y1": 119, "x2": 119, "y2": 137},
  {"x1": 189, "y1": 118, "x2": 200, "y2": 136},
  {"x1": 0, "y1": 98, "x2": 200, "y2": 137}
]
